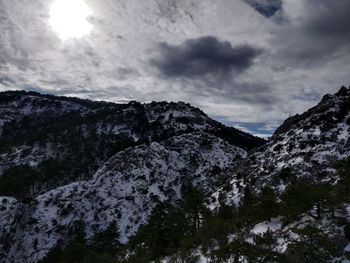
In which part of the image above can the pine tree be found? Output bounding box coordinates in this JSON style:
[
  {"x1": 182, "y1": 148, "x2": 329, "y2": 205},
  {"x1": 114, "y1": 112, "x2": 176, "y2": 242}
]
[
  {"x1": 130, "y1": 201, "x2": 187, "y2": 259},
  {"x1": 259, "y1": 187, "x2": 279, "y2": 221},
  {"x1": 182, "y1": 189, "x2": 209, "y2": 234},
  {"x1": 91, "y1": 221, "x2": 120, "y2": 253}
]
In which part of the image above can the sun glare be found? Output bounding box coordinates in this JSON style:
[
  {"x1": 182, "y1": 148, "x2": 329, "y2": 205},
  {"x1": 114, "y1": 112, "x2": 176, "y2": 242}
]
[{"x1": 49, "y1": 0, "x2": 93, "y2": 41}]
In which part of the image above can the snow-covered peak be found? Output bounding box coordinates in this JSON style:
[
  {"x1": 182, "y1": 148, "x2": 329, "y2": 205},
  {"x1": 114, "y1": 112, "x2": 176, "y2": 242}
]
[
  {"x1": 217, "y1": 86, "x2": 350, "y2": 208},
  {"x1": 274, "y1": 86, "x2": 350, "y2": 137}
]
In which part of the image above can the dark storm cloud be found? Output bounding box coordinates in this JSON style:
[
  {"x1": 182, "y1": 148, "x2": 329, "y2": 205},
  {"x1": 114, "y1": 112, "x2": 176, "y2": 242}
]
[
  {"x1": 229, "y1": 82, "x2": 275, "y2": 104},
  {"x1": 303, "y1": 0, "x2": 350, "y2": 47},
  {"x1": 151, "y1": 36, "x2": 262, "y2": 78},
  {"x1": 274, "y1": 0, "x2": 350, "y2": 65},
  {"x1": 150, "y1": 36, "x2": 273, "y2": 107},
  {"x1": 178, "y1": 76, "x2": 277, "y2": 107},
  {"x1": 244, "y1": 0, "x2": 282, "y2": 18}
]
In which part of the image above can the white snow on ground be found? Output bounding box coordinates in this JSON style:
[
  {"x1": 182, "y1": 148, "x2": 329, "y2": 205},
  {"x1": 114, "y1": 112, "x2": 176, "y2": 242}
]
[
  {"x1": 250, "y1": 217, "x2": 282, "y2": 235},
  {"x1": 160, "y1": 251, "x2": 211, "y2": 263},
  {"x1": 197, "y1": 253, "x2": 210, "y2": 263},
  {"x1": 1, "y1": 132, "x2": 246, "y2": 263},
  {"x1": 243, "y1": 216, "x2": 309, "y2": 254},
  {"x1": 344, "y1": 243, "x2": 350, "y2": 252},
  {"x1": 208, "y1": 177, "x2": 246, "y2": 211}
]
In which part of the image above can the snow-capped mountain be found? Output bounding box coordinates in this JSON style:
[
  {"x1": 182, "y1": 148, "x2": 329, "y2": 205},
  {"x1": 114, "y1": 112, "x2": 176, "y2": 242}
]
[
  {"x1": 0, "y1": 87, "x2": 349, "y2": 263},
  {"x1": 0, "y1": 90, "x2": 262, "y2": 262},
  {"x1": 0, "y1": 91, "x2": 264, "y2": 198}
]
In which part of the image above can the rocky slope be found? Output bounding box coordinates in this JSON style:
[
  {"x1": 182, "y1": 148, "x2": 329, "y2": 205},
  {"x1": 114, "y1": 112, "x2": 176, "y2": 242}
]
[
  {"x1": 0, "y1": 91, "x2": 264, "y2": 198},
  {"x1": 216, "y1": 86, "x2": 350, "y2": 208},
  {"x1": 1, "y1": 132, "x2": 246, "y2": 263}
]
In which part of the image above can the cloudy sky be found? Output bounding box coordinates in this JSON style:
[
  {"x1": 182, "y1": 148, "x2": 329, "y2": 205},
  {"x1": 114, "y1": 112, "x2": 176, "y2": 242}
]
[{"x1": 0, "y1": 0, "x2": 349, "y2": 137}]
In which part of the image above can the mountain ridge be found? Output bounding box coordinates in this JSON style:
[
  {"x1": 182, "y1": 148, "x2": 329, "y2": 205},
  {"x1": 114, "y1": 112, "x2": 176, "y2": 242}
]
[
  {"x1": 0, "y1": 86, "x2": 349, "y2": 262},
  {"x1": 0, "y1": 90, "x2": 264, "y2": 199}
]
